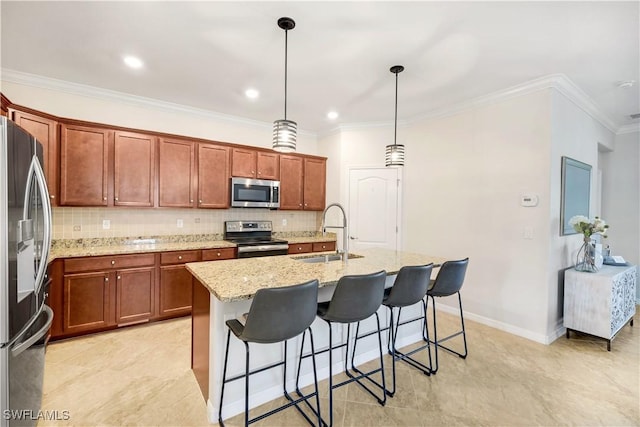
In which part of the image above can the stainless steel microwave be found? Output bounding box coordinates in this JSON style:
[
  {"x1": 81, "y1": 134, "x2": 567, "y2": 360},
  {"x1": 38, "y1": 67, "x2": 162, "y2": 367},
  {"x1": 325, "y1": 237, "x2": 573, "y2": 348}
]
[{"x1": 230, "y1": 177, "x2": 280, "y2": 208}]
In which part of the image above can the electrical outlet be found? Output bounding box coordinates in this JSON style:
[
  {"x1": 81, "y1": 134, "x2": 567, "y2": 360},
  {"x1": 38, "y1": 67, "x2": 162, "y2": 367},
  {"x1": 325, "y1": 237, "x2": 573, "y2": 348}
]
[
  {"x1": 177, "y1": 219, "x2": 184, "y2": 228},
  {"x1": 282, "y1": 219, "x2": 287, "y2": 226},
  {"x1": 102, "y1": 220, "x2": 111, "y2": 230},
  {"x1": 73, "y1": 225, "x2": 81, "y2": 231},
  {"x1": 195, "y1": 218, "x2": 201, "y2": 223}
]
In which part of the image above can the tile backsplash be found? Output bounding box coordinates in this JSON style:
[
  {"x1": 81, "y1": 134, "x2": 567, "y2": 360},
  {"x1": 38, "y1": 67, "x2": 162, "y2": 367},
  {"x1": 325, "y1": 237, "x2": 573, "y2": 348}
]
[{"x1": 53, "y1": 207, "x2": 321, "y2": 240}]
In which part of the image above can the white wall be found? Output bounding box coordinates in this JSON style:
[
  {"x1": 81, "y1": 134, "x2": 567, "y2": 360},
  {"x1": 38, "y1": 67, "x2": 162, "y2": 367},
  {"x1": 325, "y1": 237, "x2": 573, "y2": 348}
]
[
  {"x1": 403, "y1": 90, "x2": 554, "y2": 342},
  {"x1": 547, "y1": 90, "x2": 614, "y2": 335},
  {"x1": 601, "y1": 131, "x2": 640, "y2": 300}
]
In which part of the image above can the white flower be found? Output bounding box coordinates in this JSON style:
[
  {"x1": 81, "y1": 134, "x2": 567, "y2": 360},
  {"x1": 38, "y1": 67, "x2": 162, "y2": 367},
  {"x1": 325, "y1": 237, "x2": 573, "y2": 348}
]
[{"x1": 569, "y1": 215, "x2": 589, "y2": 227}]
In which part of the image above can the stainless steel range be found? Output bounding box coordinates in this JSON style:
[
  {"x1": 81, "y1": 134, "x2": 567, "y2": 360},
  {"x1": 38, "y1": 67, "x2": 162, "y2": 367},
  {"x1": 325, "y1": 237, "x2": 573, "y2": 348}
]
[{"x1": 224, "y1": 220, "x2": 289, "y2": 258}]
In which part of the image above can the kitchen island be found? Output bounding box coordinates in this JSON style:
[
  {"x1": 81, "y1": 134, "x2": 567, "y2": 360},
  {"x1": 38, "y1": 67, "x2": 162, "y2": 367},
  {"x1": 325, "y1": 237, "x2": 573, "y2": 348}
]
[{"x1": 187, "y1": 248, "x2": 445, "y2": 423}]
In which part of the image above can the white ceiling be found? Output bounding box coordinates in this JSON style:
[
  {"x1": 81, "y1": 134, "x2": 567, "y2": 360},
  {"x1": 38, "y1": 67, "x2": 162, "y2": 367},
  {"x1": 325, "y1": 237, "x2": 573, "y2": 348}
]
[{"x1": 1, "y1": 1, "x2": 639, "y2": 134}]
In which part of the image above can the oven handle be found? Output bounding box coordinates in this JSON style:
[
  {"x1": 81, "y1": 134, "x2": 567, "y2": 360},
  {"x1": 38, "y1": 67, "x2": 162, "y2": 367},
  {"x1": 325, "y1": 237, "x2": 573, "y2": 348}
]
[{"x1": 237, "y1": 244, "x2": 290, "y2": 253}]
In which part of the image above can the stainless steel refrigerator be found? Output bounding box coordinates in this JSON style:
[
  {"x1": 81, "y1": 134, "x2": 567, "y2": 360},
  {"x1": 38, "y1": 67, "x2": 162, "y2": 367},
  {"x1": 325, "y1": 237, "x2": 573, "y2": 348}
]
[{"x1": 0, "y1": 117, "x2": 53, "y2": 427}]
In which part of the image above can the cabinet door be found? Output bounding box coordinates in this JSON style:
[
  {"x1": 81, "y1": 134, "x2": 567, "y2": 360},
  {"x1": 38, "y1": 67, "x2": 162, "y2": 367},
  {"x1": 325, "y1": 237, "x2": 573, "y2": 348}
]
[
  {"x1": 198, "y1": 143, "x2": 230, "y2": 208},
  {"x1": 257, "y1": 152, "x2": 279, "y2": 180},
  {"x1": 159, "y1": 265, "x2": 193, "y2": 317},
  {"x1": 158, "y1": 138, "x2": 196, "y2": 208},
  {"x1": 63, "y1": 271, "x2": 114, "y2": 333},
  {"x1": 231, "y1": 148, "x2": 257, "y2": 178},
  {"x1": 303, "y1": 157, "x2": 326, "y2": 211},
  {"x1": 279, "y1": 155, "x2": 304, "y2": 210},
  {"x1": 114, "y1": 131, "x2": 156, "y2": 207},
  {"x1": 60, "y1": 124, "x2": 112, "y2": 206},
  {"x1": 116, "y1": 266, "x2": 155, "y2": 325},
  {"x1": 12, "y1": 110, "x2": 59, "y2": 205}
]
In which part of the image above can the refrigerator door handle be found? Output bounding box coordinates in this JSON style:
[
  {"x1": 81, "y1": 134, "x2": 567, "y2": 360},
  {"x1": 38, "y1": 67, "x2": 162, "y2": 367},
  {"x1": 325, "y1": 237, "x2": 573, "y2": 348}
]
[
  {"x1": 22, "y1": 154, "x2": 52, "y2": 299},
  {"x1": 10, "y1": 305, "x2": 53, "y2": 358}
]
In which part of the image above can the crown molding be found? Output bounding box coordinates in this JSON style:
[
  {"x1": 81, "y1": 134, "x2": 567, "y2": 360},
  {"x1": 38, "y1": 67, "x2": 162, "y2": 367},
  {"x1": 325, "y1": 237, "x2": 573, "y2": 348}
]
[
  {"x1": 0, "y1": 68, "x2": 317, "y2": 137},
  {"x1": 410, "y1": 74, "x2": 619, "y2": 133},
  {"x1": 616, "y1": 123, "x2": 640, "y2": 135}
]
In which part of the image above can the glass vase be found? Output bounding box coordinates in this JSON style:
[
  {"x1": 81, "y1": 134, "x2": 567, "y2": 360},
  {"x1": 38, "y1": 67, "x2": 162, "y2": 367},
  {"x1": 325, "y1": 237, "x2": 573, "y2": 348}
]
[{"x1": 575, "y1": 237, "x2": 598, "y2": 272}]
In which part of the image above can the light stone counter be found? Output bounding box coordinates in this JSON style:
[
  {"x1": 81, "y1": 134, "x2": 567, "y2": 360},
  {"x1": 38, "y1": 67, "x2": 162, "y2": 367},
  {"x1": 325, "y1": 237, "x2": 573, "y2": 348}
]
[
  {"x1": 49, "y1": 239, "x2": 235, "y2": 261},
  {"x1": 187, "y1": 248, "x2": 445, "y2": 302},
  {"x1": 285, "y1": 235, "x2": 337, "y2": 244}
]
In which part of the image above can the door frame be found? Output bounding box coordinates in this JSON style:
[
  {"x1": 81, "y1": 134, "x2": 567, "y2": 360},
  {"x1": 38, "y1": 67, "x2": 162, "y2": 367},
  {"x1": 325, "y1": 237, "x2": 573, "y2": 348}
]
[{"x1": 346, "y1": 165, "x2": 403, "y2": 252}]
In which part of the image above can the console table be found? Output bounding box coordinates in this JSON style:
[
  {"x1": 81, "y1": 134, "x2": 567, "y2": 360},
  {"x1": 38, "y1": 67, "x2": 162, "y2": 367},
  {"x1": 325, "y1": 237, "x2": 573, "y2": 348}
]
[{"x1": 564, "y1": 265, "x2": 636, "y2": 350}]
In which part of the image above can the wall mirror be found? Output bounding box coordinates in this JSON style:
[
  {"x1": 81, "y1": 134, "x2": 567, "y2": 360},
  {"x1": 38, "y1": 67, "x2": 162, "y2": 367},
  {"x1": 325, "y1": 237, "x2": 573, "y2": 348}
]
[{"x1": 560, "y1": 156, "x2": 591, "y2": 235}]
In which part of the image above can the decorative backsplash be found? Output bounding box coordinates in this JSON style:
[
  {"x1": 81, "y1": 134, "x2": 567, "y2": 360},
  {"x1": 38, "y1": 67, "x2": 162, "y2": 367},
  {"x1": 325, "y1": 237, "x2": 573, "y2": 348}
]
[{"x1": 52, "y1": 207, "x2": 321, "y2": 240}]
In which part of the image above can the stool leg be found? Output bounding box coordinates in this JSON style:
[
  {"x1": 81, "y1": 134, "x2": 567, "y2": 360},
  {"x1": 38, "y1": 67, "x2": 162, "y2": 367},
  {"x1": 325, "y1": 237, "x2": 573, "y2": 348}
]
[
  {"x1": 218, "y1": 329, "x2": 232, "y2": 426},
  {"x1": 308, "y1": 328, "x2": 323, "y2": 427},
  {"x1": 244, "y1": 342, "x2": 250, "y2": 427},
  {"x1": 327, "y1": 321, "x2": 334, "y2": 427},
  {"x1": 375, "y1": 312, "x2": 387, "y2": 406},
  {"x1": 294, "y1": 330, "x2": 307, "y2": 395},
  {"x1": 429, "y1": 295, "x2": 440, "y2": 374},
  {"x1": 387, "y1": 306, "x2": 397, "y2": 397}
]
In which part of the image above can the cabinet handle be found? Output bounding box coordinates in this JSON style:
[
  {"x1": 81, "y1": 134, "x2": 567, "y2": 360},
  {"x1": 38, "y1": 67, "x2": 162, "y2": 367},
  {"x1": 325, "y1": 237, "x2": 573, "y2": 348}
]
[
  {"x1": 304, "y1": 203, "x2": 308, "y2": 207},
  {"x1": 251, "y1": 170, "x2": 255, "y2": 174},
  {"x1": 50, "y1": 195, "x2": 55, "y2": 199},
  {"x1": 115, "y1": 197, "x2": 119, "y2": 201},
  {"x1": 322, "y1": 245, "x2": 326, "y2": 249},
  {"x1": 117, "y1": 275, "x2": 121, "y2": 280},
  {"x1": 190, "y1": 199, "x2": 193, "y2": 203},
  {"x1": 105, "y1": 277, "x2": 109, "y2": 282},
  {"x1": 103, "y1": 197, "x2": 107, "y2": 201},
  {"x1": 199, "y1": 200, "x2": 202, "y2": 203},
  {"x1": 299, "y1": 203, "x2": 302, "y2": 207},
  {"x1": 178, "y1": 255, "x2": 183, "y2": 260},
  {"x1": 217, "y1": 252, "x2": 221, "y2": 257},
  {"x1": 298, "y1": 247, "x2": 302, "y2": 251},
  {"x1": 111, "y1": 260, "x2": 115, "y2": 265},
  {"x1": 258, "y1": 171, "x2": 261, "y2": 175}
]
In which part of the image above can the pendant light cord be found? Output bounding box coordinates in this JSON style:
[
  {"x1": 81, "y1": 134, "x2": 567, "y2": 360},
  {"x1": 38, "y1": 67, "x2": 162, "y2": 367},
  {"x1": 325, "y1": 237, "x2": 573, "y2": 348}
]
[
  {"x1": 284, "y1": 28, "x2": 288, "y2": 120},
  {"x1": 394, "y1": 71, "x2": 398, "y2": 147}
]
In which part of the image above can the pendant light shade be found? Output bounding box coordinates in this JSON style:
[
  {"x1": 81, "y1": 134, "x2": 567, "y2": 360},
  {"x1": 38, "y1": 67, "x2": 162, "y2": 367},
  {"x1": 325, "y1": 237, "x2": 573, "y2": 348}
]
[
  {"x1": 385, "y1": 65, "x2": 405, "y2": 167},
  {"x1": 273, "y1": 17, "x2": 297, "y2": 153}
]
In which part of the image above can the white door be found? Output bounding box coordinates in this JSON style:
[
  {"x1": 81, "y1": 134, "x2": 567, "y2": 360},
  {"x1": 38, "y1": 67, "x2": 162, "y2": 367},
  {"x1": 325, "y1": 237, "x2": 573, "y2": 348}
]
[{"x1": 348, "y1": 167, "x2": 400, "y2": 252}]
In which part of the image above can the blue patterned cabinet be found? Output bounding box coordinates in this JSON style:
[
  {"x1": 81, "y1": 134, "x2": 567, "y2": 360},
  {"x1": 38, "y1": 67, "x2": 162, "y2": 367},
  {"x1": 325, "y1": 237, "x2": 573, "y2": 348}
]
[{"x1": 563, "y1": 265, "x2": 636, "y2": 351}]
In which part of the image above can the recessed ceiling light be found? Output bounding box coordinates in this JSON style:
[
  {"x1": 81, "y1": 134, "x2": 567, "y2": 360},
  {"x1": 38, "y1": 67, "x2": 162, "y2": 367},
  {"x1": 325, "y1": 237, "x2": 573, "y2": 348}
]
[
  {"x1": 245, "y1": 88, "x2": 259, "y2": 99},
  {"x1": 123, "y1": 55, "x2": 144, "y2": 69},
  {"x1": 327, "y1": 111, "x2": 339, "y2": 120}
]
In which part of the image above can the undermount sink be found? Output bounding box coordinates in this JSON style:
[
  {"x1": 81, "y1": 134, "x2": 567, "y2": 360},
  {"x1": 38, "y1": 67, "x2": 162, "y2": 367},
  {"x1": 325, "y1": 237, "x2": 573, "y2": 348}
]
[{"x1": 293, "y1": 253, "x2": 363, "y2": 263}]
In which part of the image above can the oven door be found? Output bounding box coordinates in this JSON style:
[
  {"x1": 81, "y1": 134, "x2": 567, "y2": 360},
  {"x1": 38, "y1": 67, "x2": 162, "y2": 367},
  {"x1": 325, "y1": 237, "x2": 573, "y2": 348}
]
[
  {"x1": 230, "y1": 178, "x2": 280, "y2": 208},
  {"x1": 237, "y1": 244, "x2": 289, "y2": 258}
]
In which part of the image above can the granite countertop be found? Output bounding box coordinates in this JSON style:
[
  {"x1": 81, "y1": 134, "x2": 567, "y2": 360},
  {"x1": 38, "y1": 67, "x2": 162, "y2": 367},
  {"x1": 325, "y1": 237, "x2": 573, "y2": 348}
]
[
  {"x1": 48, "y1": 233, "x2": 337, "y2": 262},
  {"x1": 187, "y1": 248, "x2": 445, "y2": 302},
  {"x1": 49, "y1": 239, "x2": 235, "y2": 261}
]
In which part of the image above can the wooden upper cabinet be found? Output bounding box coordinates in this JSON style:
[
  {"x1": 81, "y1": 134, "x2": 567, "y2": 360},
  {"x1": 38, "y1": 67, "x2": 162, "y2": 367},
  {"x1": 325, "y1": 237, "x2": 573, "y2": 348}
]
[
  {"x1": 60, "y1": 124, "x2": 112, "y2": 206},
  {"x1": 198, "y1": 143, "x2": 230, "y2": 208},
  {"x1": 231, "y1": 148, "x2": 280, "y2": 180},
  {"x1": 257, "y1": 151, "x2": 280, "y2": 180},
  {"x1": 158, "y1": 137, "x2": 196, "y2": 208},
  {"x1": 12, "y1": 110, "x2": 59, "y2": 205},
  {"x1": 114, "y1": 131, "x2": 156, "y2": 207},
  {"x1": 231, "y1": 147, "x2": 257, "y2": 178},
  {"x1": 279, "y1": 155, "x2": 304, "y2": 210},
  {"x1": 303, "y1": 157, "x2": 326, "y2": 211}
]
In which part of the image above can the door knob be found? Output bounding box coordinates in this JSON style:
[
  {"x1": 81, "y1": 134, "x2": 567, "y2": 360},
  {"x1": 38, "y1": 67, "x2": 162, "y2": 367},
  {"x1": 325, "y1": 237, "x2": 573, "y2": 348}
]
[{"x1": 349, "y1": 236, "x2": 358, "y2": 240}]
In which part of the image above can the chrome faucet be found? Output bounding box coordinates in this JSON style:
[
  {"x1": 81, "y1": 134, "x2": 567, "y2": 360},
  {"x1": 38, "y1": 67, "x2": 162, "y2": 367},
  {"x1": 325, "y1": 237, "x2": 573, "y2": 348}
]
[{"x1": 321, "y1": 203, "x2": 348, "y2": 262}]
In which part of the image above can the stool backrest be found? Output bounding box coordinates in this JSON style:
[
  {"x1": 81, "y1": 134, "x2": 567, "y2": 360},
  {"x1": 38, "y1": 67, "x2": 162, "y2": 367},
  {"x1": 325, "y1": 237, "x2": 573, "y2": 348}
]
[
  {"x1": 324, "y1": 270, "x2": 387, "y2": 322},
  {"x1": 242, "y1": 279, "x2": 319, "y2": 343},
  {"x1": 429, "y1": 258, "x2": 469, "y2": 297},
  {"x1": 385, "y1": 264, "x2": 433, "y2": 307}
]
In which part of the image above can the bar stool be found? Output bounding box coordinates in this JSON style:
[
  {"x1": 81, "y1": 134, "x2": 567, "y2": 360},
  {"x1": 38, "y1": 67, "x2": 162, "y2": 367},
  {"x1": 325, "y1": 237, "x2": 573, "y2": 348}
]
[
  {"x1": 218, "y1": 279, "x2": 321, "y2": 427},
  {"x1": 296, "y1": 270, "x2": 387, "y2": 427},
  {"x1": 382, "y1": 263, "x2": 434, "y2": 396},
  {"x1": 424, "y1": 258, "x2": 469, "y2": 374}
]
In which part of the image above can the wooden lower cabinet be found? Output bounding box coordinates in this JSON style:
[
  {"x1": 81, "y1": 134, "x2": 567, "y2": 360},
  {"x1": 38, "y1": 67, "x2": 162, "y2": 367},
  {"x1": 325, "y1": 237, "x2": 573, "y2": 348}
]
[
  {"x1": 116, "y1": 266, "x2": 155, "y2": 325},
  {"x1": 63, "y1": 271, "x2": 114, "y2": 334},
  {"x1": 159, "y1": 265, "x2": 193, "y2": 317},
  {"x1": 158, "y1": 250, "x2": 200, "y2": 318}
]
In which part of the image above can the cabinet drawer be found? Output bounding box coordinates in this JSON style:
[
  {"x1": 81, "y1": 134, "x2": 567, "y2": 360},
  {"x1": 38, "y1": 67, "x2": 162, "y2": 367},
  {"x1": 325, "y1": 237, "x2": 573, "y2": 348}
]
[
  {"x1": 288, "y1": 243, "x2": 313, "y2": 254},
  {"x1": 201, "y1": 248, "x2": 236, "y2": 261},
  {"x1": 312, "y1": 241, "x2": 336, "y2": 252},
  {"x1": 160, "y1": 250, "x2": 200, "y2": 265},
  {"x1": 65, "y1": 254, "x2": 155, "y2": 273}
]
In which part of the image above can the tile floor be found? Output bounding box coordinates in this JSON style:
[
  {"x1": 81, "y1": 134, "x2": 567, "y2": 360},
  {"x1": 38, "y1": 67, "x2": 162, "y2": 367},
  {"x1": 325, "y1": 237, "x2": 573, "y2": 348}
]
[{"x1": 38, "y1": 309, "x2": 639, "y2": 426}]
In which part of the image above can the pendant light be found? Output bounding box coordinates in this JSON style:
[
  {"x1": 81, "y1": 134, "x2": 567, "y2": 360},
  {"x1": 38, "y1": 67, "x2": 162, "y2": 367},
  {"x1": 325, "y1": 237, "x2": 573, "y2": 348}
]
[
  {"x1": 385, "y1": 65, "x2": 405, "y2": 167},
  {"x1": 273, "y1": 17, "x2": 297, "y2": 153}
]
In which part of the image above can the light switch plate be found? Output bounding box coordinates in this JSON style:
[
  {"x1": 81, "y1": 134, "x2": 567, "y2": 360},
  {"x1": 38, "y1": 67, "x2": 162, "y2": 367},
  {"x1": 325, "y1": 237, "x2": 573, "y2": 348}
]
[
  {"x1": 177, "y1": 219, "x2": 184, "y2": 228},
  {"x1": 102, "y1": 220, "x2": 110, "y2": 230}
]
